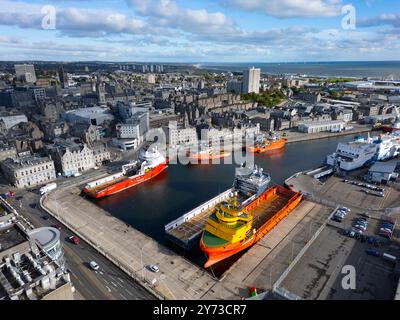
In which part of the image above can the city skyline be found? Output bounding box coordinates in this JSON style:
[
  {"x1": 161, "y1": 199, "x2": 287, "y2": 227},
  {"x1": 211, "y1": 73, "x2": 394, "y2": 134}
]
[{"x1": 0, "y1": 0, "x2": 400, "y2": 63}]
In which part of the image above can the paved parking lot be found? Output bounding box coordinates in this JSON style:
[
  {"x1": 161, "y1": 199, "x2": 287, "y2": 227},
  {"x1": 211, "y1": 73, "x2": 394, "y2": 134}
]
[
  {"x1": 316, "y1": 177, "x2": 400, "y2": 211},
  {"x1": 281, "y1": 210, "x2": 400, "y2": 300}
]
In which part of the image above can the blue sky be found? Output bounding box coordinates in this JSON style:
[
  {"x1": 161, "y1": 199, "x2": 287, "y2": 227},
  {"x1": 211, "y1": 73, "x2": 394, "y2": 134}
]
[{"x1": 0, "y1": 0, "x2": 399, "y2": 62}]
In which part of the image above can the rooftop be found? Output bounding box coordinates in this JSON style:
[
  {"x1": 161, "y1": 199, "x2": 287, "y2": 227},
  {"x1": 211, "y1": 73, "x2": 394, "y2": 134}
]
[
  {"x1": 28, "y1": 227, "x2": 60, "y2": 250},
  {"x1": 1, "y1": 155, "x2": 53, "y2": 170},
  {"x1": 0, "y1": 223, "x2": 26, "y2": 253},
  {"x1": 369, "y1": 161, "x2": 398, "y2": 174},
  {"x1": 65, "y1": 106, "x2": 111, "y2": 117}
]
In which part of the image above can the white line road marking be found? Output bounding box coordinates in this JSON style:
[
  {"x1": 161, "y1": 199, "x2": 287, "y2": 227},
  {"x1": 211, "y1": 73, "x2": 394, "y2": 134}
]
[
  {"x1": 106, "y1": 286, "x2": 112, "y2": 292},
  {"x1": 111, "y1": 281, "x2": 118, "y2": 288},
  {"x1": 120, "y1": 294, "x2": 127, "y2": 300},
  {"x1": 99, "y1": 271, "x2": 104, "y2": 275},
  {"x1": 118, "y1": 278, "x2": 124, "y2": 284},
  {"x1": 125, "y1": 289, "x2": 133, "y2": 296}
]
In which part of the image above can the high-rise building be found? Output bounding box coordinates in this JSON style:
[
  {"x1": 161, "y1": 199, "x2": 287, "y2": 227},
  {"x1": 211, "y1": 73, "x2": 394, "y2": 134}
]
[
  {"x1": 58, "y1": 66, "x2": 68, "y2": 89},
  {"x1": 15, "y1": 64, "x2": 37, "y2": 84},
  {"x1": 147, "y1": 74, "x2": 156, "y2": 84},
  {"x1": 242, "y1": 67, "x2": 261, "y2": 94}
]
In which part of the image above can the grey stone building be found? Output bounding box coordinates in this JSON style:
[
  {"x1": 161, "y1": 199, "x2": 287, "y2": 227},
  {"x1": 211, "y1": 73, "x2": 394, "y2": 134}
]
[
  {"x1": 49, "y1": 139, "x2": 95, "y2": 177},
  {"x1": 0, "y1": 155, "x2": 56, "y2": 189},
  {"x1": 69, "y1": 123, "x2": 100, "y2": 146},
  {"x1": 92, "y1": 142, "x2": 111, "y2": 166},
  {"x1": 0, "y1": 145, "x2": 17, "y2": 161}
]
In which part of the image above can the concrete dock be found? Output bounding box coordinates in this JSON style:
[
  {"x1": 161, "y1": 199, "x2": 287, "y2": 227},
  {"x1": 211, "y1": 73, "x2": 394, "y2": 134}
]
[
  {"x1": 41, "y1": 184, "x2": 217, "y2": 300},
  {"x1": 42, "y1": 171, "x2": 396, "y2": 300}
]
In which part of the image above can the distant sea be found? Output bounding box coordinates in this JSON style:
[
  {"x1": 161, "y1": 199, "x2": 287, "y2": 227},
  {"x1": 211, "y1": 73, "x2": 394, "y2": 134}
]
[{"x1": 200, "y1": 61, "x2": 400, "y2": 79}]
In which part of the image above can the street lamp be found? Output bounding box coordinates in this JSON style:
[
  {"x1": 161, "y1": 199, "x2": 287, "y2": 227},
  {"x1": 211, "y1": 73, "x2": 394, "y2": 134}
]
[
  {"x1": 140, "y1": 241, "x2": 151, "y2": 282},
  {"x1": 269, "y1": 265, "x2": 274, "y2": 289}
]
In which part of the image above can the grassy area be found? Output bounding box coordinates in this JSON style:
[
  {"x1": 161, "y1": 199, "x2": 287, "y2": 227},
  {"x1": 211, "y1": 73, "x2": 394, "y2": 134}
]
[
  {"x1": 241, "y1": 90, "x2": 286, "y2": 107},
  {"x1": 309, "y1": 77, "x2": 355, "y2": 84},
  {"x1": 326, "y1": 77, "x2": 355, "y2": 83}
]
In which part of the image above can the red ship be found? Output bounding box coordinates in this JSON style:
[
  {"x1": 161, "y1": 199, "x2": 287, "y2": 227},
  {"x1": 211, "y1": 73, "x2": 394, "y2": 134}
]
[{"x1": 82, "y1": 148, "x2": 167, "y2": 199}]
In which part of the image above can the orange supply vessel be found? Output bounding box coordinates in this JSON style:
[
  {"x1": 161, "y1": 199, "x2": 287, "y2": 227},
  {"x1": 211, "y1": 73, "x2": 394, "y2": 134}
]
[
  {"x1": 249, "y1": 136, "x2": 287, "y2": 154},
  {"x1": 188, "y1": 148, "x2": 231, "y2": 162},
  {"x1": 82, "y1": 148, "x2": 167, "y2": 199},
  {"x1": 200, "y1": 169, "x2": 302, "y2": 268}
]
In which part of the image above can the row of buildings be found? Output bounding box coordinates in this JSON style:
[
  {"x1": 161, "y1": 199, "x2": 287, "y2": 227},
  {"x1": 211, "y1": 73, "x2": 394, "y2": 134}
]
[{"x1": 0, "y1": 137, "x2": 110, "y2": 189}]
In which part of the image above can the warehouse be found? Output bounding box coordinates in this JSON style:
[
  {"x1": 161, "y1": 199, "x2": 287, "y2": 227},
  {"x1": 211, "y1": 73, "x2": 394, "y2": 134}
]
[
  {"x1": 367, "y1": 161, "x2": 398, "y2": 184},
  {"x1": 298, "y1": 120, "x2": 345, "y2": 134}
]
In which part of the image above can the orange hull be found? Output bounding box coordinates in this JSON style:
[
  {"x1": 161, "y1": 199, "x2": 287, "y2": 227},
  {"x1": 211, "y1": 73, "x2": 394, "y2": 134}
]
[
  {"x1": 83, "y1": 162, "x2": 167, "y2": 199},
  {"x1": 200, "y1": 186, "x2": 303, "y2": 268},
  {"x1": 189, "y1": 152, "x2": 231, "y2": 161},
  {"x1": 249, "y1": 138, "x2": 287, "y2": 153}
]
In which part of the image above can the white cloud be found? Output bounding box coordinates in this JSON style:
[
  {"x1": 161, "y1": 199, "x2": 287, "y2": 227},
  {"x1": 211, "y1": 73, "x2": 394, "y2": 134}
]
[
  {"x1": 127, "y1": 0, "x2": 237, "y2": 34},
  {"x1": 0, "y1": 0, "x2": 398, "y2": 62},
  {"x1": 0, "y1": 1, "x2": 154, "y2": 37},
  {"x1": 219, "y1": 0, "x2": 343, "y2": 18},
  {"x1": 358, "y1": 13, "x2": 400, "y2": 28}
]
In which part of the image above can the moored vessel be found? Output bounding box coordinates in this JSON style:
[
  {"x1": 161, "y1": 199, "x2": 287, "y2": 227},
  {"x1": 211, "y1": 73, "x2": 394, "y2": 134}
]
[
  {"x1": 248, "y1": 133, "x2": 287, "y2": 153},
  {"x1": 188, "y1": 148, "x2": 231, "y2": 162},
  {"x1": 200, "y1": 166, "x2": 303, "y2": 268},
  {"x1": 326, "y1": 133, "x2": 400, "y2": 171},
  {"x1": 82, "y1": 148, "x2": 167, "y2": 199}
]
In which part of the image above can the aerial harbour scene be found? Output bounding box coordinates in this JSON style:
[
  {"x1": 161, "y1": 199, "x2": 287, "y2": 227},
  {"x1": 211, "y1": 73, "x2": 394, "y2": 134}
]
[{"x1": 1, "y1": 0, "x2": 400, "y2": 308}]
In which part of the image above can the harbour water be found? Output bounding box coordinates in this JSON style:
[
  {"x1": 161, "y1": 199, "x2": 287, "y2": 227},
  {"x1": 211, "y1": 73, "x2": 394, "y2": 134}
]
[
  {"x1": 93, "y1": 134, "x2": 359, "y2": 272},
  {"x1": 96, "y1": 134, "x2": 357, "y2": 244}
]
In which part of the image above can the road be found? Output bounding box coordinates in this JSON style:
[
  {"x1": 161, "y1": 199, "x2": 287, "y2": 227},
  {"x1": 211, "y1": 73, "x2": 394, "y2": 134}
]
[{"x1": 0, "y1": 182, "x2": 155, "y2": 300}]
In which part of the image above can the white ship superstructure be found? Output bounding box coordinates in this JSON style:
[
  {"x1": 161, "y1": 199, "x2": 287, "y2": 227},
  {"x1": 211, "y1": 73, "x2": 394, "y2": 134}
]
[
  {"x1": 234, "y1": 165, "x2": 271, "y2": 206},
  {"x1": 327, "y1": 135, "x2": 378, "y2": 171},
  {"x1": 375, "y1": 134, "x2": 400, "y2": 160},
  {"x1": 327, "y1": 134, "x2": 400, "y2": 171}
]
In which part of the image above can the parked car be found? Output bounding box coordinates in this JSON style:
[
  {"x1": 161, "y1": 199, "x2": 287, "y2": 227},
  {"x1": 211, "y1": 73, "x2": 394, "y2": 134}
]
[
  {"x1": 354, "y1": 224, "x2": 367, "y2": 232},
  {"x1": 69, "y1": 235, "x2": 80, "y2": 245},
  {"x1": 356, "y1": 219, "x2": 368, "y2": 224},
  {"x1": 366, "y1": 249, "x2": 380, "y2": 257},
  {"x1": 335, "y1": 212, "x2": 346, "y2": 218},
  {"x1": 380, "y1": 227, "x2": 393, "y2": 234},
  {"x1": 381, "y1": 224, "x2": 394, "y2": 230},
  {"x1": 149, "y1": 265, "x2": 160, "y2": 273},
  {"x1": 53, "y1": 224, "x2": 62, "y2": 231},
  {"x1": 351, "y1": 227, "x2": 363, "y2": 235},
  {"x1": 89, "y1": 261, "x2": 100, "y2": 271},
  {"x1": 332, "y1": 216, "x2": 343, "y2": 223}
]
